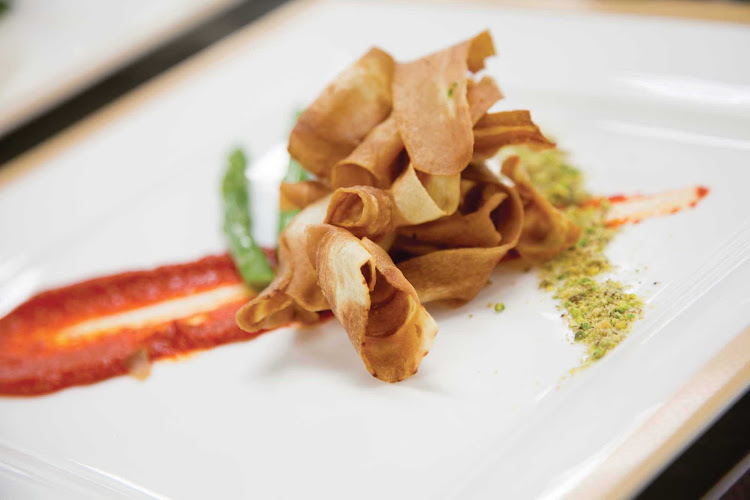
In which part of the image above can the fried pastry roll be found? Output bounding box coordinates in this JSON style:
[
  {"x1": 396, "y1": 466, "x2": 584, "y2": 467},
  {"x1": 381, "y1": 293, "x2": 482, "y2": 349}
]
[{"x1": 307, "y1": 224, "x2": 437, "y2": 382}]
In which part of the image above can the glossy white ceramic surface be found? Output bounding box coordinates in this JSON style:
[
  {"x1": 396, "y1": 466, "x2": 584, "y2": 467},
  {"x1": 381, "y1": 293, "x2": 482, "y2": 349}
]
[{"x1": 1, "y1": 1, "x2": 749, "y2": 498}]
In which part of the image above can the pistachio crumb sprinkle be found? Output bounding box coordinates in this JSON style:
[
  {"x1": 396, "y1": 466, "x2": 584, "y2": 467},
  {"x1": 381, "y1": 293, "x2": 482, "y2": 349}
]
[
  {"x1": 512, "y1": 147, "x2": 590, "y2": 207},
  {"x1": 494, "y1": 302, "x2": 506, "y2": 313},
  {"x1": 513, "y1": 146, "x2": 644, "y2": 366}
]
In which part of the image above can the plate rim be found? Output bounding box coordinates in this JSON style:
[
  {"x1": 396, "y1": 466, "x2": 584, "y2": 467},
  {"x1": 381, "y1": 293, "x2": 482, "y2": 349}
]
[{"x1": 568, "y1": 326, "x2": 750, "y2": 499}]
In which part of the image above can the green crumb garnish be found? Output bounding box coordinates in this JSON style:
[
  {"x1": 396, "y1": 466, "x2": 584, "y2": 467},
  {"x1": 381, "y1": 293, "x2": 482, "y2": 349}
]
[
  {"x1": 447, "y1": 81, "x2": 458, "y2": 97},
  {"x1": 513, "y1": 146, "x2": 644, "y2": 367},
  {"x1": 511, "y1": 147, "x2": 591, "y2": 207},
  {"x1": 494, "y1": 303, "x2": 506, "y2": 313}
]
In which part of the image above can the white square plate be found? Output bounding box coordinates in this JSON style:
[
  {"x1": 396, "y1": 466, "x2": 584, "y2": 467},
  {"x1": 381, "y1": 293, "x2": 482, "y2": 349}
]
[{"x1": 1, "y1": 1, "x2": 749, "y2": 498}]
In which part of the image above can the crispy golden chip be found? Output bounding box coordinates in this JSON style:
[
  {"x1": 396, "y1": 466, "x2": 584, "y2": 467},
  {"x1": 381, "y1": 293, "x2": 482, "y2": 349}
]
[
  {"x1": 398, "y1": 247, "x2": 510, "y2": 304},
  {"x1": 390, "y1": 165, "x2": 461, "y2": 225},
  {"x1": 330, "y1": 115, "x2": 405, "y2": 189},
  {"x1": 467, "y1": 76, "x2": 503, "y2": 124},
  {"x1": 307, "y1": 224, "x2": 437, "y2": 382},
  {"x1": 502, "y1": 156, "x2": 580, "y2": 262},
  {"x1": 397, "y1": 189, "x2": 507, "y2": 250},
  {"x1": 393, "y1": 31, "x2": 496, "y2": 176},
  {"x1": 235, "y1": 277, "x2": 292, "y2": 333},
  {"x1": 279, "y1": 197, "x2": 333, "y2": 311},
  {"x1": 289, "y1": 48, "x2": 395, "y2": 178},
  {"x1": 395, "y1": 164, "x2": 524, "y2": 303},
  {"x1": 331, "y1": 75, "x2": 502, "y2": 189},
  {"x1": 396, "y1": 163, "x2": 523, "y2": 252},
  {"x1": 472, "y1": 110, "x2": 555, "y2": 161},
  {"x1": 475, "y1": 109, "x2": 538, "y2": 129},
  {"x1": 325, "y1": 185, "x2": 395, "y2": 238},
  {"x1": 326, "y1": 169, "x2": 467, "y2": 242},
  {"x1": 466, "y1": 30, "x2": 496, "y2": 72},
  {"x1": 279, "y1": 180, "x2": 331, "y2": 212},
  {"x1": 326, "y1": 154, "x2": 506, "y2": 237},
  {"x1": 462, "y1": 163, "x2": 525, "y2": 247},
  {"x1": 236, "y1": 197, "x2": 331, "y2": 332},
  {"x1": 234, "y1": 275, "x2": 319, "y2": 333}
]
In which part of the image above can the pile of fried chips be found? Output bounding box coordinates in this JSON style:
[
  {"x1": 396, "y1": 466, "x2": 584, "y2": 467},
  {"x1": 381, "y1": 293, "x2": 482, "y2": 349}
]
[{"x1": 236, "y1": 31, "x2": 579, "y2": 382}]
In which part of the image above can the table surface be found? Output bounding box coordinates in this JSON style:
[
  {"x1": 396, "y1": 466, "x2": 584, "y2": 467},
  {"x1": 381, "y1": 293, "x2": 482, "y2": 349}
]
[{"x1": 0, "y1": 1, "x2": 748, "y2": 498}]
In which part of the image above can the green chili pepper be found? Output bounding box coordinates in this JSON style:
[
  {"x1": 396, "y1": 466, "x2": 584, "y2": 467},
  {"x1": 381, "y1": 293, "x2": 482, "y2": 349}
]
[{"x1": 222, "y1": 148, "x2": 274, "y2": 290}]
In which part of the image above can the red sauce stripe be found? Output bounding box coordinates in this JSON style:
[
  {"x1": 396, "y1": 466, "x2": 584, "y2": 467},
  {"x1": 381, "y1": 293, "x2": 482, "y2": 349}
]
[
  {"x1": 0, "y1": 254, "x2": 282, "y2": 396},
  {"x1": 584, "y1": 185, "x2": 710, "y2": 227},
  {"x1": 0, "y1": 300, "x2": 265, "y2": 396},
  {"x1": 0, "y1": 254, "x2": 243, "y2": 336}
]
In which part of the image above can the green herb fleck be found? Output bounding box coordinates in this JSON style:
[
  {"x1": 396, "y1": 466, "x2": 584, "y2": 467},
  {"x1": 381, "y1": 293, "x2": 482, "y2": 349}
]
[
  {"x1": 494, "y1": 302, "x2": 506, "y2": 313},
  {"x1": 447, "y1": 81, "x2": 458, "y2": 97}
]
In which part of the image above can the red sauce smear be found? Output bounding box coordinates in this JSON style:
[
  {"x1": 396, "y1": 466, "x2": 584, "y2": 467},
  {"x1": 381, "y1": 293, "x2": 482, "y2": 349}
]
[
  {"x1": 585, "y1": 185, "x2": 710, "y2": 227},
  {"x1": 0, "y1": 253, "x2": 310, "y2": 397}
]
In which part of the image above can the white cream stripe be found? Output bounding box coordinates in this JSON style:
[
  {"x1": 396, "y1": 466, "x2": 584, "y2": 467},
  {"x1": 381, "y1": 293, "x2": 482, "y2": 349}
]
[{"x1": 58, "y1": 284, "x2": 250, "y2": 341}]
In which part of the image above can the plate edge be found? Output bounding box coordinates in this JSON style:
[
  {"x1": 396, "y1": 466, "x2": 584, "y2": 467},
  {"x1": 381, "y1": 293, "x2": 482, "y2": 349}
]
[{"x1": 565, "y1": 325, "x2": 750, "y2": 499}]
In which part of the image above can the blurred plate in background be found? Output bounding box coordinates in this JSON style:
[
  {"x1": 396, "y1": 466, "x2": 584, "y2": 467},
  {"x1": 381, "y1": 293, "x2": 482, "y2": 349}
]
[{"x1": 0, "y1": 0, "x2": 238, "y2": 135}]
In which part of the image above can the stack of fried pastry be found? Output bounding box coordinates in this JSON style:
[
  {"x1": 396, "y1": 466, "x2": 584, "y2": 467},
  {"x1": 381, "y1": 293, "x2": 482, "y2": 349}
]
[{"x1": 236, "y1": 31, "x2": 579, "y2": 382}]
